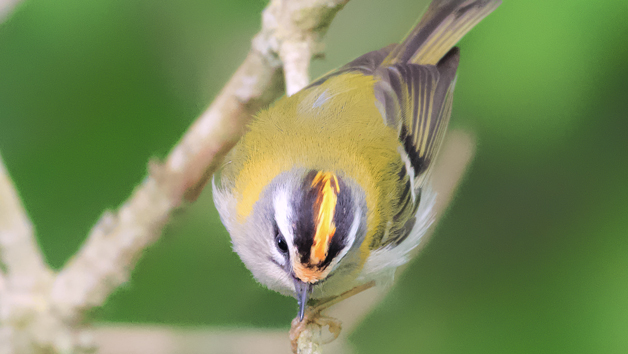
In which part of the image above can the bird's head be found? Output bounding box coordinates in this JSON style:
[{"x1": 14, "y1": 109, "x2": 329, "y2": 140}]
[{"x1": 213, "y1": 169, "x2": 367, "y2": 320}]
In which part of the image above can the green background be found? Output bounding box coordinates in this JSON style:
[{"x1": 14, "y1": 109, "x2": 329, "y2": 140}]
[{"x1": 2, "y1": 0, "x2": 628, "y2": 352}]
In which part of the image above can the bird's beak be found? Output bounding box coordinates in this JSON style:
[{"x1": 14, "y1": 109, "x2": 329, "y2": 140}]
[{"x1": 293, "y1": 278, "x2": 312, "y2": 321}]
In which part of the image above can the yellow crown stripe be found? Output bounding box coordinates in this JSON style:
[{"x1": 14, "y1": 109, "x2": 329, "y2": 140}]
[{"x1": 310, "y1": 171, "x2": 339, "y2": 264}]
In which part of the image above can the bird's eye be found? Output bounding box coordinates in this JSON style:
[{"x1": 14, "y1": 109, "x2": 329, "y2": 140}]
[{"x1": 275, "y1": 233, "x2": 289, "y2": 254}]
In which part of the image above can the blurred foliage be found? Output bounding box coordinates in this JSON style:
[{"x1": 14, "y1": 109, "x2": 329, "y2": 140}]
[{"x1": 1, "y1": 0, "x2": 628, "y2": 353}]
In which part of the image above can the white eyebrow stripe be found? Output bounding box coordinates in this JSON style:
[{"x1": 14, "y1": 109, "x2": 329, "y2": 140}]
[
  {"x1": 273, "y1": 187, "x2": 295, "y2": 246},
  {"x1": 331, "y1": 206, "x2": 361, "y2": 270},
  {"x1": 346, "y1": 207, "x2": 361, "y2": 251}
]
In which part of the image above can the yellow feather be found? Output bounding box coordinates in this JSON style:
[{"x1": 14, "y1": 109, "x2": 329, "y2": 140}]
[
  {"x1": 220, "y1": 73, "x2": 405, "y2": 261},
  {"x1": 310, "y1": 171, "x2": 339, "y2": 264}
]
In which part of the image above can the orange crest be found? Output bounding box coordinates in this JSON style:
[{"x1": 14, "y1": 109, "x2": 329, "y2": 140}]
[{"x1": 310, "y1": 171, "x2": 340, "y2": 264}]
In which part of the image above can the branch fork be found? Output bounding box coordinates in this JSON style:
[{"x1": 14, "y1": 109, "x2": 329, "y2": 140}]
[{"x1": 0, "y1": 0, "x2": 352, "y2": 353}]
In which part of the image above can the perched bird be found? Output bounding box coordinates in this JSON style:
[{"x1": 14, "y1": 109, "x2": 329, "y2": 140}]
[{"x1": 213, "y1": 0, "x2": 500, "y2": 326}]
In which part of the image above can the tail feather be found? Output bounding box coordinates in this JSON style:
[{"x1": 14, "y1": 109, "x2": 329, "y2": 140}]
[{"x1": 382, "y1": 0, "x2": 502, "y2": 66}]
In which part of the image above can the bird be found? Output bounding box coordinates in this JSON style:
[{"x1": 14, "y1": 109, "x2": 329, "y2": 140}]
[{"x1": 213, "y1": 0, "x2": 500, "y2": 337}]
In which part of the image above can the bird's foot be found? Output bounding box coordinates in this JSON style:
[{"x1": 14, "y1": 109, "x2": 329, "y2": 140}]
[
  {"x1": 289, "y1": 305, "x2": 342, "y2": 353},
  {"x1": 289, "y1": 281, "x2": 375, "y2": 353}
]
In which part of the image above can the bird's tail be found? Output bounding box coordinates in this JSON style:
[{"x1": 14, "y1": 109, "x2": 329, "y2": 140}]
[{"x1": 381, "y1": 0, "x2": 501, "y2": 66}]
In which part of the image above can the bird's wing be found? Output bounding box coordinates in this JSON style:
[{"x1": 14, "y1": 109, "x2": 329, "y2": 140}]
[{"x1": 372, "y1": 49, "x2": 459, "y2": 249}]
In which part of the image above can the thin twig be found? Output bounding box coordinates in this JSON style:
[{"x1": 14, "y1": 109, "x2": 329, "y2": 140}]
[
  {"x1": 273, "y1": 0, "x2": 350, "y2": 95},
  {"x1": 0, "y1": 0, "x2": 24, "y2": 23},
  {"x1": 281, "y1": 40, "x2": 312, "y2": 96},
  {"x1": 0, "y1": 154, "x2": 55, "y2": 354},
  {"x1": 0, "y1": 154, "x2": 49, "y2": 282}
]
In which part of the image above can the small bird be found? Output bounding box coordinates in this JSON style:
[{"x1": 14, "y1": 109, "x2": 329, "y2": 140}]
[{"x1": 214, "y1": 0, "x2": 500, "y2": 329}]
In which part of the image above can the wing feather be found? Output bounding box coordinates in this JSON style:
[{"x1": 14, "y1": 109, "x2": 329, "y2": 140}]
[
  {"x1": 376, "y1": 49, "x2": 458, "y2": 186},
  {"x1": 373, "y1": 50, "x2": 459, "y2": 248}
]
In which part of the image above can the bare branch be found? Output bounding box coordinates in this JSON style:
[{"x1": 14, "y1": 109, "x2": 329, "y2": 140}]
[
  {"x1": 296, "y1": 326, "x2": 323, "y2": 354},
  {"x1": 273, "y1": 0, "x2": 350, "y2": 95},
  {"x1": 50, "y1": 0, "x2": 352, "y2": 322},
  {"x1": 0, "y1": 153, "x2": 50, "y2": 282},
  {"x1": 49, "y1": 177, "x2": 173, "y2": 320},
  {"x1": 281, "y1": 40, "x2": 312, "y2": 96},
  {"x1": 0, "y1": 153, "x2": 55, "y2": 354},
  {"x1": 0, "y1": 0, "x2": 24, "y2": 23}
]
